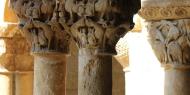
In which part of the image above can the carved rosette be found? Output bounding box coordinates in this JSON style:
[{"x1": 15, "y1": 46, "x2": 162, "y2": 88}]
[
  {"x1": 10, "y1": 0, "x2": 70, "y2": 54},
  {"x1": 147, "y1": 19, "x2": 190, "y2": 67}
]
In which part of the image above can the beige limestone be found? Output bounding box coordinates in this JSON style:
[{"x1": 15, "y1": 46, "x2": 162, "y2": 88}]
[
  {"x1": 15, "y1": 72, "x2": 33, "y2": 95},
  {"x1": 165, "y1": 66, "x2": 190, "y2": 95},
  {"x1": 140, "y1": 1, "x2": 190, "y2": 95},
  {"x1": 33, "y1": 53, "x2": 67, "y2": 95},
  {"x1": 139, "y1": 0, "x2": 190, "y2": 20},
  {"x1": 78, "y1": 49, "x2": 112, "y2": 95}
]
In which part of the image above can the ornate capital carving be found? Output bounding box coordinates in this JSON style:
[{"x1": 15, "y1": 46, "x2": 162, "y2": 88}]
[
  {"x1": 62, "y1": 0, "x2": 140, "y2": 55},
  {"x1": 10, "y1": 0, "x2": 70, "y2": 53},
  {"x1": 147, "y1": 19, "x2": 190, "y2": 66},
  {"x1": 10, "y1": 0, "x2": 140, "y2": 55}
]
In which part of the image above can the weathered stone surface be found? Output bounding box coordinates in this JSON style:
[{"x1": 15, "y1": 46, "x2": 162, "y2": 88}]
[
  {"x1": 165, "y1": 68, "x2": 190, "y2": 95},
  {"x1": 33, "y1": 53, "x2": 66, "y2": 95},
  {"x1": 78, "y1": 48, "x2": 112, "y2": 95},
  {"x1": 10, "y1": 0, "x2": 71, "y2": 53},
  {"x1": 147, "y1": 19, "x2": 190, "y2": 65}
]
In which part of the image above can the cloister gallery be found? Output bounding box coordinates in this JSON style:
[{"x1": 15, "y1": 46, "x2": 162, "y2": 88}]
[{"x1": 0, "y1": 0, "x2": 189, "y2": 95}]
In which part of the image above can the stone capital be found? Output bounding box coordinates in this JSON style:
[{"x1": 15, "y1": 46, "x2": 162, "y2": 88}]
[
  {"x1": 62, "y1": 0, "x2": 140, "y2": 55},
  {"x1": 146, "y1": 19, "x2": 190, "y2": 67},
  {"x1": 10, "y1": 0, "x2": 71, "y2": 54}
]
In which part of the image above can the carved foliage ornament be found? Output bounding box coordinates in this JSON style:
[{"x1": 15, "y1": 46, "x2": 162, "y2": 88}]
[
  {"x1": 10, "y1": 0, "x2": 141, "y2": 55},
  {"x1": 147, "y1": 19, "x2": 190, "y2": 65}
]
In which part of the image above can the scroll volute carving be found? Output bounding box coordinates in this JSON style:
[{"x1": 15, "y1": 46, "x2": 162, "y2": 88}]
[
  {"x1": 10, "y1": 0, "x2": 70, "y2": 53},
  {"x1": 62, "y1": 0, "x2": 141, "y2": 55},
  {"x1": 148, "y1": 19, "x2": 190, "y2": 65}
]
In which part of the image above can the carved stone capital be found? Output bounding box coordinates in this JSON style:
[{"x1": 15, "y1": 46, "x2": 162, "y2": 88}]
[
  {"x1": 139, "y1": 0, "x2": 190, "y2": 20},
  {"x1": 147, "y1": 19, "x2": 190, "y2": 66},
  {"x1": 62, "y1": 0, "x2": 140, "y2": 55},
  {"x1": 10, "y1": 0, "x2": 70, "y2": 54},
  {"x1": 10, "y1": 0, "x2": 140, "y2": 55}
]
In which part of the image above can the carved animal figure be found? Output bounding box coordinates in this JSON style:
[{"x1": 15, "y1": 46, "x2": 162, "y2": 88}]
[
  {"x1": 33, "y1": 21, "x2": 54, "y2": 49},
  {"x1": 65, "y1": 0, "x2": 78, "y2": 23},
  {"x1": 41, "y1": 0, "x2": 56, "y2": 21},
  {"x1": 10, "y1": 0, "x2": 28, "y2": 18},
  {"x1": 154, "y1": 29, "x2": 167, "y2": 63},
  {"x1": 25, "y1": 1, "x2": 41, "y2": 20},
  {"x1": 38, "y1": 29, "x2": 48, "y2": 47},
  {"x1": 20, "y1": 21, "x2": 33, "y2": 44},
  {"x1": 166, "y1": 24, "x2": 180, "y2": 44},
  {"x1": 167, "y1": 41, "x2": 183, "y2": 64},
  {"x1": 87, "y1": 27, "x2": 97, "y2": 47},
  {"x1": 95, "y1": 0, "x2": 111, "y2": 22}
]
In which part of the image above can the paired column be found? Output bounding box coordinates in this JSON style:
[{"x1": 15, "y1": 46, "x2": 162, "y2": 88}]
[
  {"x1": 10, "y1": 0, "x2": 141, "y2": 95},
  {"x1": 10, "y1": 0, "x2": 70, "y2": 95},
  {"x1": 62, "y1": 0, "x2": 140, "y2": 95},
  {"x1": 140, "y1": 0, "x2": 190, "y2": 95}
]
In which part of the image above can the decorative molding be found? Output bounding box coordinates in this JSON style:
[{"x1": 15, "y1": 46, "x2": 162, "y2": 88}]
[
  {"x1": 139, "y1": 6, "x2": 190, "y2": 20},
  {"x1": 147, "y1": 19, "x2": 190, "y2": 65}
]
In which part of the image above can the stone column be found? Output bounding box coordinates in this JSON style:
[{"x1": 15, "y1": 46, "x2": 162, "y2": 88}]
[
  {"x1": 139, "y1": 0, "x2": 190, "y2": 95},
  {"x1": 10, "y1": 0, "x2": 71, "y2": 95},
  {"x1": 61, "y1": 0, "x2": 141, "y2": 95},
  {"x1": 33, "y1": 53, "x2": 67, "y2": 95},
  {"x1": 78, "y1": 49, "x2": 112, "y2": 95}
]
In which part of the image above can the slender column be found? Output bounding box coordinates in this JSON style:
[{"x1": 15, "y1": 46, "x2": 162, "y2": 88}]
[
  {"x1": 10, "y1": 0, "x2": 71, "y2": 95},
  {"x1": 78, "y1": 49, "x2": 112, "y2": 95},
  {"x1": 146, "y1": 19, "x2": 190, "y2": 95},
  {"x1": 165, "y1": 66, "x2": 190, "y2": 95},
  {"x1": 140, "y1": 1, "x2": 190, "y2": 95},
  {"x1": 61, "y1": 0, "x2": 140, "y2": 94},
  {"x1": 33, "y1": 53, "x2": 66, "y2": 95}
]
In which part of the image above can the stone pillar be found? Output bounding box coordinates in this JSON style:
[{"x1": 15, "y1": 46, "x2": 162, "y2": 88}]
[
  {"x1": 61, "y1": 0, "x2": 140, "y2": 95},
  {"x1": 33, "y1": 53, "x2": 67, "y2": 95},
  {"x1": 78, "y1": 49, "x2": 112, "y2": 95},
  {"x1": 10, "y1": 0, "x2": 71, "y2": 95},
  {"x1": 139, "y1": 0, "x2": 190, "y2": 95}
]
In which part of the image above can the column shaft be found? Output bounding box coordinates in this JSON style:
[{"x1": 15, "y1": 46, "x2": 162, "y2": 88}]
[
  {"x1": 165, "y1": 67, "x2": 190, "y2": 95},
  {"x1": 33, "y1": 54, "x2": 66, "y2": 95},
  {"x1": 78, "y1": 49, "x2": 112, "y2": 95}
]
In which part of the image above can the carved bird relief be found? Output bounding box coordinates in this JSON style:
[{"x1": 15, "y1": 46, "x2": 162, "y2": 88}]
[
  {"x1": 167, "y1": 41, "x2": 183, "y2": 64},
  {"x1": 166, "y1": 24, "x2": 180, "y2": 44},
  {"x1": 33, "y1": 21, "x2": 54, "y2": 49},
  {"x1": 41, "y1": 0, "x2": 56, "y2": 21}
]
